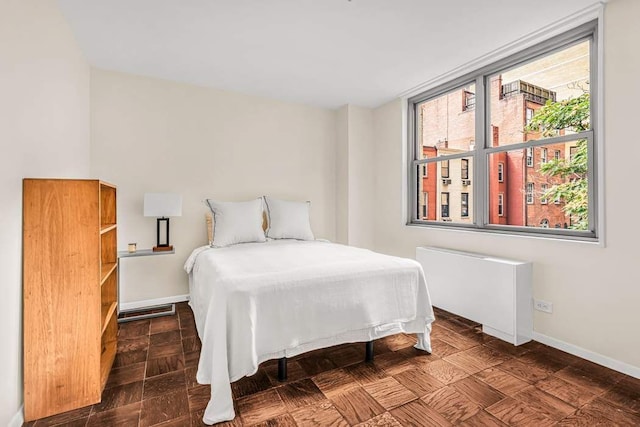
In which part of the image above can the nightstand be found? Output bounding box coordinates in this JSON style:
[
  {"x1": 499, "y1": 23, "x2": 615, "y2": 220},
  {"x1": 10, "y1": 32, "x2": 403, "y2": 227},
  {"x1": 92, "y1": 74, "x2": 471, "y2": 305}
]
[{"x1": 117, "y1": 248, "x2": 176, "y2": 323}]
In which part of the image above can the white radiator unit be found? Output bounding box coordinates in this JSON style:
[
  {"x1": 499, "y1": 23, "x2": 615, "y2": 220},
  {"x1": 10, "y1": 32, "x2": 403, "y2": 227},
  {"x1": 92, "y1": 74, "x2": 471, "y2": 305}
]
[{"x1": 416, "y1": 246, "x2": 532, "y2": 345}]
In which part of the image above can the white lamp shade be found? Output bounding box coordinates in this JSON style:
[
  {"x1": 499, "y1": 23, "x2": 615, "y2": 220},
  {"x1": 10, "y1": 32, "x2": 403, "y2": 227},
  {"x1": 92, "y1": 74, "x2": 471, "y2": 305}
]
[{"x1": 144, "y1": 193, "x2": 182, "y2": 217}]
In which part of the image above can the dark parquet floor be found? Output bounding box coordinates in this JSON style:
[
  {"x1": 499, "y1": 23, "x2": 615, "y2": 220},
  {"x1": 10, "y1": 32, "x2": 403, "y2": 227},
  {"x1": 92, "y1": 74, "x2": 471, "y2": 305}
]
[{"x1": 25, "y1": 303, "x2": 640, "y2": 426}]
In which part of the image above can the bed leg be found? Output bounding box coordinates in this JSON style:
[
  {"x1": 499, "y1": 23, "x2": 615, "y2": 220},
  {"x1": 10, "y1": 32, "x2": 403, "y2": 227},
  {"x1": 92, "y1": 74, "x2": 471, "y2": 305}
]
[
  {"x1": 278, "y1": 357, "x2": 287, "y2": 381},
  {"x1": 365, "y1": 341, "x2": 374, "y2": 362}
]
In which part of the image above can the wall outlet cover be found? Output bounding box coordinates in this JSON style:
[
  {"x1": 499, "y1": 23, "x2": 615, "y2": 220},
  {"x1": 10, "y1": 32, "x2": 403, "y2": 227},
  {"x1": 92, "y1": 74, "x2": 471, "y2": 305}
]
[{"x1": 534, "y1": 299, "x2": 553, "y2": 313}]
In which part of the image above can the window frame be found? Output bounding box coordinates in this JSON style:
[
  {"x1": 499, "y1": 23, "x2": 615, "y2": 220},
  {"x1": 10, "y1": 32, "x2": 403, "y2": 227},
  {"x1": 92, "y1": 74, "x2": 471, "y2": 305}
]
[
  {"x1": 497, "y1": 193, "x2": 504, "y2": 217},
  {"x1": 407, "y1": 20, "x2": 598, "y2": 241},
  {"x1": 461, "y1": 192, "x2": 469, "y2": 217},
  {"x1": 461, "y1": 159, "x2": 469, "y2": 180},
  {"x1": 497, "y1": 162, "x2": 504, "y2": 182},
  {"x1": 441, "y1": 192, "x2": 450, "y2": 218}
]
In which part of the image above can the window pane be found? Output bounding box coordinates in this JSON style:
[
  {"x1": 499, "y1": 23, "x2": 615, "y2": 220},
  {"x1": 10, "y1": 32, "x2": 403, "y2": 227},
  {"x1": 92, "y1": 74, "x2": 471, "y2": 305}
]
[
  {"x1": 488, "y1": 139, "x2": 588, "y2": 230},
  {"x1": 489, "y1": 40, "x2": 590, "y2": 147},
  {"x1": 416, "y1": 84, "x2": 476, "y2": 159},
  {"x1": 417, "y1": 159, "x2": 473, "y2": 223}
]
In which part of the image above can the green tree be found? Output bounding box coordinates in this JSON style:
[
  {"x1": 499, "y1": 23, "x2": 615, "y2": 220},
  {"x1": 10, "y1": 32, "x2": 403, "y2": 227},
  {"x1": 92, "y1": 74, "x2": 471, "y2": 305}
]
[{"x1": 525, "y1": 93, "x2": 590, "y2": 230}]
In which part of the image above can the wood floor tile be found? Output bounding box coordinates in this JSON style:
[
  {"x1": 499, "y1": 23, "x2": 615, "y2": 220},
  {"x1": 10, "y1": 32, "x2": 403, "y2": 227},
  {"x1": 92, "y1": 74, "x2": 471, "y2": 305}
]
[
  {"x1": 154, "y1": 415, "x2": 191, "y2": 426},
  {"x1": 362, "y1": 377, "x2": 417, "y2": 410},
  {"x1": 330, "y1": 344, "x2": 364, "y2": 368},
  {"x1": 518, "y1": 349, "x2": 574, "y2": 373},
  {"x1": 444, "y1": 345, "x2": 510, "y2": 374},
  {"x1": 146, "y1": 354, "x2": 185, "y2": 378},
  {"x1": 231, "y1": 368, "x2": 273, "y2": 399},
  {"x1": 393, "y1": 368, "x2": 445, "y2": 398},
  {"x1": 330, "y1": 387, "x2": 385, "y2": 424},
  {"x1": 474, "y1": 367, "x2": 530, "y2": 395},
  {"x1": 143, "y1": 371, "x2": 187, "y2": 400},
  {"x1": 147, "y1": 342, "x2": 183, "y2": 360},
  {"x1": 277, "y1": 378, "x2": 325, "y2": 410},
  {"x1": 451, "y1": 376, "x2": 505, "y2": 408},
  {"x1": 373, "y1": 350, "x2": 416, "y2": 376},
  {"x1": 556, "y1": 407, "x2": 619, "y2": 426},
  {"x1": 149, "y1": 330, "x2": 182, "y2": 346},
  {"x1": 390, "y1": 399, "x2": 452, "y2": 427},
  {"x1": 298, "y1": 354, "x2": 338, "y2": 376},
  {"x1": 190, "y1": 409, "x2": 242, "y2": 427},
  {"x1": 380, "y1": 334, "x2": 416, "y2": 351},
  {"x1": 459, "y1": 409, "x2": 508, "y2": 426},
  {"x1": 536, "y1": 375, "x2": 598, "y2": 407},
  {"x1": 346, "y1": 362, "x2": 388, "y2": 386},
  {"x1": 118, "y1": 336, "x2": 150, "y2": 353},
  {"x1": 555, "y1": 365, "x2": 619, "y2": 394},
  {"x1": 139, "y1": 390, "x2": 189, "y2": 427},
  {"x1": 483, "y1": 338, "x2": 530, "y2": 357},
  {"x1": 114, "y1": 349, "x2": 148, "y2": 368},
  {"x1": 106, "y1": 362, "x2": 146, "y2": 389},
  {"x1": 187, "y1": 384, "x2": 210, "y2": 412},
  {"x1": 436, "y1": 317, "x2": 474, "y2": 334},
  {"x1": 119, "y1": 320, "x2": 151, "y2": 338},
  {"x1": 94, "y1": 381, "x2": 144, "y2": 413},
  {"x1": 600, "y1": 378, "x2": 640, "y2": 414},
  {"x1": 421, "y1": 359, "x2": 470, "y2": 384},
  {"x1": 580, "y1": 397, "x2": 640, "y2": 425},
  {"x1": 486, "y1": 397, "x2": 556, "y2": 427},
  {"x1": 252, "y1": 413, "x2": 297, "y2": 426},
  {"x1": 421, "y1": 385, "x2": 481, "y2": 423},
  {"x1": 429, "y1": 337, "x2": 465, "y2": 358},
  {"x1": 353, "y1": 411, "x2": 403, "y2": 426},
  {"x1": 150, "y1": 316, "x2": 180, "y2": 334},
  {"x1": 513, "y1": 385, "x2": 576, "y2": 421},
  {"x1": 289, "y1": 400, "x2": 349, "y2": 426},
  {"x1": 87, "y1": 401, "x2": 141, "y2": 426},
  {"x1": 31, "y1": 406, "x2": 92, "y2": 426},
  {"x1": 431, "y1": 328, "x2": 478, "y2": 350},
  {"x1": 237, "y1": 389, "x2": 287, "y2": 425},
  {"x1": 184, "y1": 367, "x2": 199, "y2": 389},
  {"x1": 184, "y1": 351, "x2": 200, "y2": 368},
  {"x1": 497, "y1": 358, "x2": 549, "y2": 383},
  {"x1": 312, "y1": 368, "x2": 360, "y2": 397}
]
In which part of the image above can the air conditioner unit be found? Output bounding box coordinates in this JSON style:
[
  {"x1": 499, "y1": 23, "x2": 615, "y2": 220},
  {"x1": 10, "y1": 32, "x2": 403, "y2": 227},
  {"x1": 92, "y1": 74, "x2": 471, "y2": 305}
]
[
  {"x1": 441, "y1": 179, "x2": 451, "y2": 185},
  {"x1": 462, "y1": 179, "x2": 471, "y2": 186}
]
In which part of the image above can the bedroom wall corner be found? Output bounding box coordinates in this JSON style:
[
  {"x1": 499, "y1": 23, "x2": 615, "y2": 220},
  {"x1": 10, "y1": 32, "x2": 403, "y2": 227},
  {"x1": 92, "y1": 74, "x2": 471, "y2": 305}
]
[
  {"x1": 335, "y1": 104, "x2": 375, "y2": 249},
  {"x1": 90, "y1": 69, "x2": 338, "y2": 304},
  {"x1": 0, "y1": 0, "x2": 91, "y2": 424}
]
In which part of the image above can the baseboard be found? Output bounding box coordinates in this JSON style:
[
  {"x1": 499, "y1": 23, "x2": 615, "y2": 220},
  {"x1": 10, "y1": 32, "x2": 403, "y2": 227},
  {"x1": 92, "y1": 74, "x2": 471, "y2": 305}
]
[
  {"x1": 120, "y1": 294, "x2": 189, "y2": 311},
  {"x1": 9, "y1": 405, "x2": 24, "y2": 427},
  {"x1": 532, "y1": 331, "x2": 640, "y2": 379}
]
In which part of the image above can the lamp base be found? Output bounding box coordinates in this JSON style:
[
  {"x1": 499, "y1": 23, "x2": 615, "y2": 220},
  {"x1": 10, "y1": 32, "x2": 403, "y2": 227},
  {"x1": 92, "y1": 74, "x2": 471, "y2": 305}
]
[{"x1": 153, "y1": 245, "x2": 174, "y2": 252}]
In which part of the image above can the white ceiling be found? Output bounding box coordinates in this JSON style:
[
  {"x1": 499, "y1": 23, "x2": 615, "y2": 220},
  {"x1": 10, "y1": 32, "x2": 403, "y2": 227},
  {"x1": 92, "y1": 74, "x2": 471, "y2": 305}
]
[{"x1": 57, "y1": 0, "x2": 597, "y2": 109}]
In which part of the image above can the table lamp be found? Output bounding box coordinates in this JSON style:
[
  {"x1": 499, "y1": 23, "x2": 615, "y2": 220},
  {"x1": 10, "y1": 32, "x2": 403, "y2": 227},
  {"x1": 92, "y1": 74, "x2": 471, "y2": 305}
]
[{"x1": 143, "y1": 193, "x2": 182, "y2": 251}]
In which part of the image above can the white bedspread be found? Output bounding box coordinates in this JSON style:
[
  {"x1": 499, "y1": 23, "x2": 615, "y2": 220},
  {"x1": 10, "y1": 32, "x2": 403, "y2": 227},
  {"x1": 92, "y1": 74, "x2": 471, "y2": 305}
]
[{"x1": 184, "y1": 240, "x2": 435, "y2": 425}]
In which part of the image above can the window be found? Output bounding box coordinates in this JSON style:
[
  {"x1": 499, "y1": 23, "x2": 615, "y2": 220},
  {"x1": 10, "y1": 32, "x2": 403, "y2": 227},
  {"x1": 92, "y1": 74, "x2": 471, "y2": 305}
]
[
  {"x1": 441, "y1": 160, "x2": 450, "y2": 178},
  {"x1": 422, "y1": 164, "x2": 427, "y2": 177},
  {"x1": 422, "y1": 192, "x2": 428, "y2": 219},
  {"x1": 526, "y1": 107, "x2": 534, "y2": 126},
  {"x1": 541, "y1": 219, "x2": 549, "y2": 228},
  {"x1": 541, "y1": 184, "x2": 549, "y2": 204},
  {"x1": 441, "y1": 192, "x2": 450, "y2": 218},
  {"x1": 461, "y1": 159, "x2": 469, "y2": 180},
  {"x1": 461, "y1": 193, "x2": 469, "y2": 217},
  {"x1": 526, "y1": 183, "x2": 534, "y2": 205},
  {"x1": 409, "y1": 22, "x2": 597, "y2": 239}
]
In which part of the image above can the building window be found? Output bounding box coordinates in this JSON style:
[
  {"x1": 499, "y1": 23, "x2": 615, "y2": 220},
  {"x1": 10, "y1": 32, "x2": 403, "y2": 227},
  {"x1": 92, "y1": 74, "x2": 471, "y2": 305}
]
[
  {"x1": 540, "y1": 219, "x2": 549, "y2": 228},
  {"x1": 461, "y1": 193, "x2": 469, "y2": 217},
  {"x1": 408, "y1": 22, "x2": 597, "y2": 239},
  {"x1": 526, "y1": 183, "x2": 534, "y2": 205},
  {"x1": 525, "y1": 107, "x2": 534, "y2": 126},
  {"x1": 441, "y1": 192, "x2": 449, "y2": 218},
  {"x1": 461, "y1": 159, "x2": 469, "y2": 180},
  {"x1": 526, "y1": 147, "x2": 534, "y2": 167},
  {"x1": 422, "y1": 164, "x2": 427, "y2": 177},
  {"x1": 541, "y1": 184, "x2": 549, "y2": 204},
  {"x1": 441, "y1": 160, "x2": 450, "y2": 178},
  {"x1": 422, "y1": 192, "x2": 428, "y2": 219},
  {"x1": 464, "y1": 90, "x2": 475, "y2": 111},
  {"x1": 498, "y1": 193, "x2": 504, "y2": 216}
]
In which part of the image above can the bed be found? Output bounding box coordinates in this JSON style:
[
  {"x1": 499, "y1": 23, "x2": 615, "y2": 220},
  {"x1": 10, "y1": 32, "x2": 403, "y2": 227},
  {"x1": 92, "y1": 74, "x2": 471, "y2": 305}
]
[{"x1": 184, "y1": 238, "x2": 435, "y2": 425}]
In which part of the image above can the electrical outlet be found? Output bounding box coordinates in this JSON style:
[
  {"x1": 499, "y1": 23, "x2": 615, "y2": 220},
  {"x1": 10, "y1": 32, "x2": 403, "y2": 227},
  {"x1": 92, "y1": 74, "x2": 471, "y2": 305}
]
[{"x1": 534, "y1": 299, "x2": 553, "y2": 313}]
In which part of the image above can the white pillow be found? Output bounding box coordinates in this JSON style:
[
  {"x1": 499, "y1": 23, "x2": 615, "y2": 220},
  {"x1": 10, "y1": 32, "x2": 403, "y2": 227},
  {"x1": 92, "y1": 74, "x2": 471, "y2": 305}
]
[
  {"x1": 205, "y1": 198, "x2": 266, "y2": 247},
  {"x1": 264, "y1": 196, "x2": 314, "y2": 240}
]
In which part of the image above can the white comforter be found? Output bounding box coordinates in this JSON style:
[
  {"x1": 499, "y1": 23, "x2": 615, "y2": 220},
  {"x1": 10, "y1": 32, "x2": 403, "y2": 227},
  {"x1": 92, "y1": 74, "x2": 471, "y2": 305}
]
[{"x1": 184, "y1": 240, "x2": 435, "y2": 425}]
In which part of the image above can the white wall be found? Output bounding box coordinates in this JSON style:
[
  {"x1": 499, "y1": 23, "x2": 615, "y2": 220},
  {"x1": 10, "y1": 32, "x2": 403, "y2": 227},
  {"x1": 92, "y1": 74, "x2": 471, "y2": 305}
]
[
  {"x1": 90, "y1": 69, "x2": 337, "y2": 304},
  {"x1": 372, "y1": 0, "x2": 640, "y2": 373},
  {"x1": 0, "y1": 0, "x2": 90, "y2": 424},
  {"x1": 335, "y1": 105, "x2": 375, "y2": 248}
]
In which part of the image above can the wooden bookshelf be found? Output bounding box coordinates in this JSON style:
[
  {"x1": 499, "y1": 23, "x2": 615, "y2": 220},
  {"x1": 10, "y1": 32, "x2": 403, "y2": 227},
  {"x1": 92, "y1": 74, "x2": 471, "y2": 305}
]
[{"x1": 23, "y1": 179, "x2": 118, "y2": 421}]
